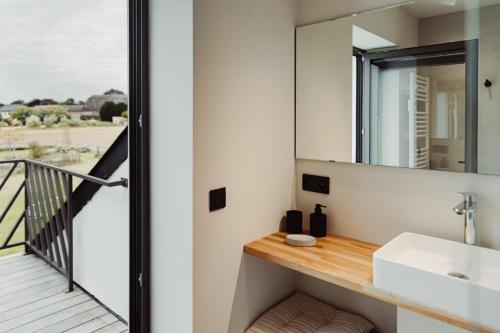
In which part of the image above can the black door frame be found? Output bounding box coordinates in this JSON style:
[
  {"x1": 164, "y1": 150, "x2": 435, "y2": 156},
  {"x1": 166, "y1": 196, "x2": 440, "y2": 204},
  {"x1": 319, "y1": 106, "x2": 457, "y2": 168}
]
[
  {"x1": 129, "y1": 0, "x2": 150, "y2": 332},
  {"x1": 356, "y1": 40, "x2": 478, "y2": 172}
]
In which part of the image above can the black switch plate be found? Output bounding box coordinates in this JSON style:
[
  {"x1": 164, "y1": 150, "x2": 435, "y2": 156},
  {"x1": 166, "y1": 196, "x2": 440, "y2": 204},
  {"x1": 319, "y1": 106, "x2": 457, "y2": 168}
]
[
  {"x1": 302, "y1": 174, "x2": 330, "y2": 194},
  {"x1": 209, "y1": 187, "x2": 226, "y2": 212}
]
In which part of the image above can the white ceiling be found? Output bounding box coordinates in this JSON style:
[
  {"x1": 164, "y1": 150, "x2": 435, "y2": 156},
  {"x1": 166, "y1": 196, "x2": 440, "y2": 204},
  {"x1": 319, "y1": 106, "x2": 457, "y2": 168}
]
[{"x1": 404, "y1": 0, "x2": 500, "y2": 19}]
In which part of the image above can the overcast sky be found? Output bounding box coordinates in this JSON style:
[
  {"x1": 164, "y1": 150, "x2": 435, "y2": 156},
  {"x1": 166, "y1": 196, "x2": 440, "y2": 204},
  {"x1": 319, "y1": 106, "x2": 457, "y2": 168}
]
[{"x1": 0, "y1": 0, "x2": 127, "y2": 104}]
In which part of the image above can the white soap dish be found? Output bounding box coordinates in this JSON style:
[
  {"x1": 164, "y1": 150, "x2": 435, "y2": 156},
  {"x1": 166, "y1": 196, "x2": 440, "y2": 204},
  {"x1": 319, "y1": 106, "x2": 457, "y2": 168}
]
[{"x1": 286, "y1": 234, "x2": 317, "y2": 247}]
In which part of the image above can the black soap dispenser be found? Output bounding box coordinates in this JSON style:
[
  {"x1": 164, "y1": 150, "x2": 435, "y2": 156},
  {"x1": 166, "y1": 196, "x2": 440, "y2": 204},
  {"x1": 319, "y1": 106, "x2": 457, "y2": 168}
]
[{"x1": 310, "y1": 204, "x2": 327, "y2": 237}]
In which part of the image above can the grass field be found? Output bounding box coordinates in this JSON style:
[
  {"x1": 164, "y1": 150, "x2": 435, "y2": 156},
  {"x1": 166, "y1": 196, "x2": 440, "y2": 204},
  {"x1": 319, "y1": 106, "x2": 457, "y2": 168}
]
[
  {"x1": 0, "y1": 126, "x2": 125, "y2": 257},
  {"x1": 0, "y1": 126, "x2": 125, "y2": 151}
]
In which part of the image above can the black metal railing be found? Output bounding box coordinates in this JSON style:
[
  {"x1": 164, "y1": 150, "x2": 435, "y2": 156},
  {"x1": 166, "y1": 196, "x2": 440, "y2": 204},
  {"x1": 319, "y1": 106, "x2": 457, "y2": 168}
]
[{"x1": 0, "y1": 159, "x2": 127, "y2": 291}]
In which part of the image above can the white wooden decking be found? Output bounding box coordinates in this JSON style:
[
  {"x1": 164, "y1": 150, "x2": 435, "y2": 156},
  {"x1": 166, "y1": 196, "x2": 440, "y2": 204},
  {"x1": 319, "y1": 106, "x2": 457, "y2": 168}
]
[{"x1": 0, "y1": 254, "x2": 128, "y2": 333}]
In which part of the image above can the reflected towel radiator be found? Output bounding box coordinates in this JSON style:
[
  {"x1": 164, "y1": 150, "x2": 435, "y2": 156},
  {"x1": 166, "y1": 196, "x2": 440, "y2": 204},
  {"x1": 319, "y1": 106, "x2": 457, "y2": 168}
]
[{"x1": 409, "y1": 73, "x2": 430, "y2": 169}]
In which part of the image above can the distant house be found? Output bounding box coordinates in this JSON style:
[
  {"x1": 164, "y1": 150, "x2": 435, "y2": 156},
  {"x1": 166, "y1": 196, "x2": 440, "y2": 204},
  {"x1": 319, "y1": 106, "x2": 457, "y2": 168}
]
[
  {"x1": 83, "y1": 94, "x2": 128, "y2": 120},
  {"x1": 0, "y1": 104, "x2": 24, "y2": 119}
]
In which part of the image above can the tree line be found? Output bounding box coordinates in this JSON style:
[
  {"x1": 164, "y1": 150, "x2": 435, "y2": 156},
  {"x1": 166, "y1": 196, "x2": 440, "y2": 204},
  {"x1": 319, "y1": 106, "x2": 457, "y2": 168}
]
[{"x1": 0, "y1": 89, "x2": 125, "y2": 108}]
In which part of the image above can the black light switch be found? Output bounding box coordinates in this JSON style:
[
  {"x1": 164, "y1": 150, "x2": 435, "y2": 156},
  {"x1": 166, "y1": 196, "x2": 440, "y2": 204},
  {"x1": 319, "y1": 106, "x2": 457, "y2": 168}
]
[
  {"x1": 209, "y1": 187, "x2": 226, "y2": 212},
  {"x1": 302, "y1": 174, "x2": 330, "y2": 194}
]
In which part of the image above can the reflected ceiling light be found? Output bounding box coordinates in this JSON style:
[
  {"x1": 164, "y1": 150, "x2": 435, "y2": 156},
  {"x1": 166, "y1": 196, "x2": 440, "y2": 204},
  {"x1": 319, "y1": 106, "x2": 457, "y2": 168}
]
[{"x1": 440, "y1": 0, "x2": 457, "y2": 6}]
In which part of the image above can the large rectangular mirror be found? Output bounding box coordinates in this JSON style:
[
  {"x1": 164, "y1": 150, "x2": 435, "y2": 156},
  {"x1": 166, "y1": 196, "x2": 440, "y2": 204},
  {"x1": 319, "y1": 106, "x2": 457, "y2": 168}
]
[{"x1": 296, "y1": 0, "x2": 500, "y2": 175}]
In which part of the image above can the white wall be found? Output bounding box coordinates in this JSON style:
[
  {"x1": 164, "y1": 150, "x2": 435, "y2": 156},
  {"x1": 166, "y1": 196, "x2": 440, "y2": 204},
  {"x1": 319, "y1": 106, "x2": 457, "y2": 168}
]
[
  {"x1": 296, "y1": 159, "x2": 500, "y2": 250},
  {"x1": 194, "y1": 0, "x2": 297, "y2": 332},
  {"x1": 74, "y1": 160, "x2": 129, "y2": 321},
  {"x1": 296, "y1": 20, "x2": 353, "y2": 162},
  {"x1": 150, "y1": 0, "x2": 193, "y2": 332}
]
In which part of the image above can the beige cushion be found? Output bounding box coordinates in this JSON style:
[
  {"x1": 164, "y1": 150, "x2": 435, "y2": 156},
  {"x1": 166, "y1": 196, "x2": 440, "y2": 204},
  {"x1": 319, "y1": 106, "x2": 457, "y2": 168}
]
[{"x1": 246, "y1": 292, "x2": 374, "y2": 333}]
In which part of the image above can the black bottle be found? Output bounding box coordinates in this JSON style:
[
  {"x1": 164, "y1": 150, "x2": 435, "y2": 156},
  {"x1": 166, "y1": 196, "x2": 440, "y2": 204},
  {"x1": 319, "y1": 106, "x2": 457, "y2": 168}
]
[
  {"x1": 286, "y1": 210, "x2": 303, "y2": 234},
  {"x1": 310, "y1": 204, "x2": 327, "y2": 237}
]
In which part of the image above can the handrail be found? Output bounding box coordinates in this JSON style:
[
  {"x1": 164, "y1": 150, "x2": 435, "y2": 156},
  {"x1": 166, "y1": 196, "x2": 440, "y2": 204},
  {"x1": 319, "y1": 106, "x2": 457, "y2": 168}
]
[{"x1": 0, "y1": 159, "x2": 128, "y2": 188}]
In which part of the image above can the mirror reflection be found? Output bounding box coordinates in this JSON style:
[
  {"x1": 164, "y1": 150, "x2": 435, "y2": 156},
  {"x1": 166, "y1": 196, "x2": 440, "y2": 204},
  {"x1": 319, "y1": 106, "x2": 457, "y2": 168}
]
[{"x1": 296, "y1": 0, "x2": 500, "y2": 175}]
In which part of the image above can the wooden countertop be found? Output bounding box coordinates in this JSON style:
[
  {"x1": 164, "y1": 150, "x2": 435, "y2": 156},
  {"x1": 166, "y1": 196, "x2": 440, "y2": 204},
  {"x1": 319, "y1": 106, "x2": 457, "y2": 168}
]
[{"x1": 244, "y1": 232, "x2": 497, "y2": 333}]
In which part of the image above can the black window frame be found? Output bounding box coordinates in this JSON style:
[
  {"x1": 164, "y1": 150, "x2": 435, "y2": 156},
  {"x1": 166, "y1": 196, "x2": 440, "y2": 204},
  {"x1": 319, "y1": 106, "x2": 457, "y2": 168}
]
[
  {"x1": 129, "y1": 0, "x2": 150, "y2": 332},
  {"x1": 353, "y1": 47, "x2": 365, "y2": 163}
]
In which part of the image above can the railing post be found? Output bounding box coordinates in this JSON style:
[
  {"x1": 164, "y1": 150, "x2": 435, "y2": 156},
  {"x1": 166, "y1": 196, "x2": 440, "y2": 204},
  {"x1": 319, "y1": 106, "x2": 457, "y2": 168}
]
[
  {"x1": 24, "y1": 162, "x2": 30, "y2": 255},
  {"x1": 67, "y1": 174, "x2": 74, "y2": 292}
]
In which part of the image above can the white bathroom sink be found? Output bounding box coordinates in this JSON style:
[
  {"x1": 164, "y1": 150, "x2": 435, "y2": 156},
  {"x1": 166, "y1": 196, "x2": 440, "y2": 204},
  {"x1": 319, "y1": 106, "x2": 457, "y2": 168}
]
[{"x1": 373, "y1": 232, "x2": 500, "y2": 330}]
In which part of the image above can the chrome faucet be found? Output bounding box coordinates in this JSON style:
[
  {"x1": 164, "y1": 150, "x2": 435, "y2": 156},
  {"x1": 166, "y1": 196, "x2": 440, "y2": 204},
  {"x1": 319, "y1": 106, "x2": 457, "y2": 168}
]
[{"x1": 453, "y1": 192, "x2": 477, "y2": 245}]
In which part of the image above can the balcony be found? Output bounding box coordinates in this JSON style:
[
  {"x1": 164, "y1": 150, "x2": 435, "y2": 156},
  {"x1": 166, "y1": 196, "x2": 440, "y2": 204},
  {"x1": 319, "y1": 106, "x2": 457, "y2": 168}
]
[{"x1": 0, "y1": 159, "x2": 128, "y2": 333}]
